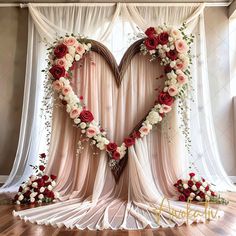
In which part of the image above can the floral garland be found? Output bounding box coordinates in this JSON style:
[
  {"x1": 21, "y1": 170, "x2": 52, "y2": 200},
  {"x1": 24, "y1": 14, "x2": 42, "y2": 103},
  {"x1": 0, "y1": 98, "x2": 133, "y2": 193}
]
[{"x1": 45, "y1": 25, "x2": 193, "y2": 169}]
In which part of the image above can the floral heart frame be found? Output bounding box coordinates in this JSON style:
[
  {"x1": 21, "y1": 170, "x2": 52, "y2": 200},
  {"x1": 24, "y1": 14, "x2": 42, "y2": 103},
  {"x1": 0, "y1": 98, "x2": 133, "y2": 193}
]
[{"x1": 45, "y1": 25, "x2": 193, "y2": 182}]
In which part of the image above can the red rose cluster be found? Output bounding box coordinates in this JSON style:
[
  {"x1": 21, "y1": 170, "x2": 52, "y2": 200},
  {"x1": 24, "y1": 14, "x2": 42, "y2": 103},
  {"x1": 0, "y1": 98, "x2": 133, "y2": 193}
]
[
  {"x1": 174, "y1": 173, "x2": 217, "y2": 202},
  {"x1": 14, "y1": 153, "x2": 59, "y2": 205}
]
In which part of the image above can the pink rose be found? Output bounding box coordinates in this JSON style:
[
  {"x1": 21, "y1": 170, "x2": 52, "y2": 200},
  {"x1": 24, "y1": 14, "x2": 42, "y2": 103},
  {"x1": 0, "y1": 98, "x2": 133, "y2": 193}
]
[
  {"x1": 168, "y1": 85, "x2": 178, "y2": 96},
  {"x1": 62, "y1": 86, "x2": 72, "y2": 96},
  {"x1": 177, "y1": 73, "x2": 188, "y2": 85},
  {"x1": 70, "y1": 108, "x2": 81, "y2": 119},
  {"x1": 86, "y1": 126, "x2": 98, "y2": 138},
  {"x1": 162, "y1": 104, "x2": 172, "y2": 113},
  {"x1": 63, "y1": 37, "x2": 77, "y2": 46},
  {"x1": 55, "y1": 59, "x2": 67, "y2": 67},
  {"x1": 139, "y1": 126, "x2": 151, "y2": 137},
  {"x1": 52, "y1": 80, "x2": 63, "y2": 91},
  {"x1": 76, "y1": 43, "x2": 85, "y2": 55},
  {"x1": 175, "y1": 39, "x2": 188, "y2": 53}
]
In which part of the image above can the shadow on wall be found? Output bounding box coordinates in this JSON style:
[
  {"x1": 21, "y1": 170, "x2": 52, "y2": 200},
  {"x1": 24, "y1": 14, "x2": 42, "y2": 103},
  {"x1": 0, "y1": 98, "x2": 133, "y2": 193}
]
[{"x1": 0, "y1": 7, "x2": 28, "y2": 175}]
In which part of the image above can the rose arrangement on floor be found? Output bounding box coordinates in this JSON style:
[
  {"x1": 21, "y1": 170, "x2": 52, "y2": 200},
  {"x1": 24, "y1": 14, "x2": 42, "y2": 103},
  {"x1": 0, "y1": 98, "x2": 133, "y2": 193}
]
[
  {"x1": 13, "y1": 153, "x2": 59, "y2": 205},
  {"x1": 174, "y1": 173, "x2": 229, "y2": 204},
  {"x1": 44, "y1": 25, "x2": 193, "y2": 169}
]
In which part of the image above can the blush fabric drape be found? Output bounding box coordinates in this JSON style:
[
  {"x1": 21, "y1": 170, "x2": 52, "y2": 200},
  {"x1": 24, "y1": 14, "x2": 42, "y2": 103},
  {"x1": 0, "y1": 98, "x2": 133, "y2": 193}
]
[{"x1": 13, "y1": 52, "x2": 222, "y2": 229}]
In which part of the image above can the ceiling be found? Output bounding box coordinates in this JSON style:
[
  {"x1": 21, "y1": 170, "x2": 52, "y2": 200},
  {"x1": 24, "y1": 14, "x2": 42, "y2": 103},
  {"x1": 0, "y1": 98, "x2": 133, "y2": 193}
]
[{"x1": 0, "y1": 0, "x2": 233, "y2": 3}]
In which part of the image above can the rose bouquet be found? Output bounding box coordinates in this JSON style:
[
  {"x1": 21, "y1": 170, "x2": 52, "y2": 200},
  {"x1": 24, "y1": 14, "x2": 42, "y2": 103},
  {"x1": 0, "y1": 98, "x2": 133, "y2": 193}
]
[
  {"x1": 174, "y1": 173, "x2": 228, "y2": 204},
  {"x1": 13, "y1": 153, "x2": 59, "y2": 205}
]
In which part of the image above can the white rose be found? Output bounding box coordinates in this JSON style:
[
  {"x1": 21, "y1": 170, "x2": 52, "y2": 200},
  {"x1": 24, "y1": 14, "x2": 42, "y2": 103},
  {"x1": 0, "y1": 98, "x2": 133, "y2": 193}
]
[
  {"x1": 30, "y1": 175, "x2": 37, "y2": 181},
  {"x1": 183, "y1": 184, "x2": 188, "y2": 189},
  {"x1": 191, "y1": 185, "x2": 197, "y2": 191},
  {"x1": 196, "y1": 196, "x2": 201, "y2": 201},
  {"x1": 18, "y1": 194, "x2": 24, "y2": 201},
  {"x1": 170, "y1": 61, "x2": 176, "y2": 68},
  {"x1": 54, "y1": 192, "x2": 60, "y2": 199},
  {"x1": 30, "y1": 198, "x2": 35, "y2": 203},
  {"x1": 146, "y1": 111, "x2": 162, "y2": 125},
  {"x1": 206, "y1": 190, "x2": 211, "y2": 196},
  {"x1": 74, "y1": 118, "x2": 81, "y2": 124},
  {"x1": 38, "y1": 194, "x2": 44, "y2": 200},
  {"x1": 68, "y1": 46, "x2": 76, "y2": 57},
  {"x1": 80, "y1": 122, "x2": 87, "y2": 129},
  {"x1": 32, "y1": 182, "x2": 38, "y2": 188},
  {"x1": 202, "y1": 182, "x2": 207, "y2": 187},
  {"x1": 30, "y1": 192, "x2": 37, "y2": 198},
  {"x1": 65, "y1": 53, "x2": 73, "y2": 62},
  {"x1": 47, "y1": 185, "x2": 53, "y2": 191},
  {"x1": 16, "y1": 200, "x2": 21, "y2": 205},
  {"x1": 51, "y1": 181, "x2": 56, "y2": 187},
  {"x1": 193, "y1": 176, "x2": 198, "y2": 182},
  {"x1": 75, "y1": 54, "x2": 81, "y2": 61},
  {"x1": 199, "y1": 186, "x2": 204, "y2": 192},
  {"x1": 40, "y1": 187, "x2": 45, "y2": 193},
  {"x1": 190, "y1": 192, "x2": 195, "y2": 197}
]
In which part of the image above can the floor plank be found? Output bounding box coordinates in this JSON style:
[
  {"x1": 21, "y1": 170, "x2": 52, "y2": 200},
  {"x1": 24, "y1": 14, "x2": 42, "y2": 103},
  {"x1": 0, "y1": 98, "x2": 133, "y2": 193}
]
[{"x1": 0, "y1": 193, "x2": 236, "y2": 236}]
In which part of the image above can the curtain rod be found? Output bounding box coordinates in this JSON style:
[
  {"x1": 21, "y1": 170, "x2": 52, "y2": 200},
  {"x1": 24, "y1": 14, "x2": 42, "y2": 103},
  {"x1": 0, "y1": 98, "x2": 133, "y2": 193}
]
[{"x1": 0, "y1": 2, "x2": 231, "y2": 8}]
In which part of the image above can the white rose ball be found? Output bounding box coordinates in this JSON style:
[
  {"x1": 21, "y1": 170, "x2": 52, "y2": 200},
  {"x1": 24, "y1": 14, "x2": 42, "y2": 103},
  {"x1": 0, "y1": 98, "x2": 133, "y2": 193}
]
[
  {"x1": 199, "y1": 186, "x2": 204, "y2": 192},
  {"x1": 190, "y1": 192, "x2": 195, "y2": 197},
  {"x1": 74, "y1": 118, "x2": 81, "y2": 124},
  {"x1": 32, "y1": 182, "x2": 38, "y2": 188},
  {"x1": 80, "y1": 122, "x2": 87, "y2": 129},
  {"x1": 191, "y1": 185, "x2": 197, "y2": 191},
  {"x1": 196, "y1": 196, "x2": 201, "y2": 201}
]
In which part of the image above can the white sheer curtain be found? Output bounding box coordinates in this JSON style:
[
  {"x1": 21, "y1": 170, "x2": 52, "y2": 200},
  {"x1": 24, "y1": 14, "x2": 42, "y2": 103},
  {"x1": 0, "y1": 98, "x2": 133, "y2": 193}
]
[{"x1": 1, "y1": 2, "x2": 235, "y2": 194}]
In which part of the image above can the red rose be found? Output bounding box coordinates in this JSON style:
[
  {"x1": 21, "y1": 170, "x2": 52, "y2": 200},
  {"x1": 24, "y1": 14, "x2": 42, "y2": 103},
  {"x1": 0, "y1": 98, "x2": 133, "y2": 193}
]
[
  {"x1": 144, "y1": 36, "x2": 159, "y2": 50},
  {"x1": 189, "y1": 173, "x2": 195, "y2": 178},
  {"x1": 106, "y1": 142, "x2": 118, "y2": 152},
  {"x1": 177, "y1": 179, "x2": 182, "y2": 185},
  {"x1": 166, "y1": 50, "x2": 178, "y2": 61},
  {"x1": 37, "y1": 178, "x2": 45, "y2": 188},
  {"x1": 205, "y1": 185, "x2": 209, "y2": 191},
  {"x1": 211, "y1": 191, "x2": 216, "y2": 196},
  {"x1": 199, "y1": 191, "x2": 205, "y2": 199},
  {"x1": 164, "y1": 65, "x2": 172, "y2": 73},
  {"x1": 131, "y1": 131, "x2": 141, "y2": 139},
  {"x1": 124, "y1": 137, "x2": 135, "y2": 147},
  {"x1": 24, "y1": 190, "x2": 31, "y2": 198},
  {"x1": 188, "y1": 180, "x2": 194, "y2": 187},
  {"x1": 158, "y1": 92, "x2": 175, "y2": 106},
  {"x1": 179, "y1": 194, "x2": 186, "y2": 202},
  {"x1": 79, "y1": 110, "x2": 94, "y2": 122},
  {"x1": 183, "y1": 189, "x2": 191, "y2": 197},
  {"x1": 145, "y1": 27, "x2": 156, "y2": 37},
  {"x1": 42, "y1": 175, "x2": 49, "y2": 181},
  {"x1": 158, "y1": 32, "x2": 169, "y2": 45},
  {"x1": 174, "y1": 183, "x2": 178, "y2": 187},
  {"x1": 49, "y1": 65, "x2": 65, "y2": 80},
  {"x1": 201, "y1": 177, "x2": 205, "y2": 182},
  {"x1": 39, "y1": 165, "x2": 45, "y2": 171},
  {"x1": 54, "y1": 44, "x2": 68, "y2": 59},
  {"x1": 195, "y1": 182, "x2": 202, "y2": 189},
  {"x1": 40, "y1": 153, "x2": 46, "y2": 159},
  {"x1": 50, "y1": 174, "x2": 57, "y2": 180},
  {"x1": 18, "y1": 186, "x2": 23, "y2": 192},
  {"x1": 113, "y1": 151, "x2": 120, "y2": 160}
]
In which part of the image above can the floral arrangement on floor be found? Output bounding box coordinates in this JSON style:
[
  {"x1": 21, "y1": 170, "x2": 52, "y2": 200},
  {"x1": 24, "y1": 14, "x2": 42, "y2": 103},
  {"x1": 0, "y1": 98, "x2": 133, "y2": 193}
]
[
  {"x1": 43, "y1": 24, "x2": 193, "y2": 169},
  {"x1": 174, "y1": 173, "x2": 229, "y2": 204},
  {"x1": 13, "y1": 153, "x2": 59, "y2": 205}
]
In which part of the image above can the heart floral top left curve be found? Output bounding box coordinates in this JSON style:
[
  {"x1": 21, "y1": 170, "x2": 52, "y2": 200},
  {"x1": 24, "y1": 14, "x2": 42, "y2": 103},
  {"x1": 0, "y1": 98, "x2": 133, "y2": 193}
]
[{"x1": 44, "y1": 25, "x2": 193, "y2": 169}]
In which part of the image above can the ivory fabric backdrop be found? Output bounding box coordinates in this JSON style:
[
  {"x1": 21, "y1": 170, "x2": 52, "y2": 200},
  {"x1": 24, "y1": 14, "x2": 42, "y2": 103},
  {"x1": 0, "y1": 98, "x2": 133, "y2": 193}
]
[{"x1": 1, "y1": 2, "x2": 236, "y2": 229}]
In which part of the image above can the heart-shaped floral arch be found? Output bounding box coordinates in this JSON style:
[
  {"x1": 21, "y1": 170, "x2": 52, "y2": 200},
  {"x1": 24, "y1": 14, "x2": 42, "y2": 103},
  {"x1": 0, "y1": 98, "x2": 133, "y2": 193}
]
[{"x1": 45, "y1": 25, "x2": 193, "y2": 180}]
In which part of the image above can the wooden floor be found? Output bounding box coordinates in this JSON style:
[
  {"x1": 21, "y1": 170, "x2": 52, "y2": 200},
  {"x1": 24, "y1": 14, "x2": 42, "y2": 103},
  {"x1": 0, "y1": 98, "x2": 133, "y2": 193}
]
[{"x1": 0, "y1": 193, "x2": 236, "y2": 236}]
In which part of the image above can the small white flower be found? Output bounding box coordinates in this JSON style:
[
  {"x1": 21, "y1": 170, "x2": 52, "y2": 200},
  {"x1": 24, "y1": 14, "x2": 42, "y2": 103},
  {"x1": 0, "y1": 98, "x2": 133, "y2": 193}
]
[
  {"x1": 80, "y1": 122, "x2": 87, "y2": 129},
  {"x1": 199, "y1": 186, "x2": 204, "y2": 192},
  {"x1": 196, "y1": 196, "x2": 201, "y2": 201},
  {"x1": 38, "y1": 194, "x2": 44, "y2": 200},
  {"x1": 74, "y1": 118, "x2": 81, "y2": 124},
  {"x1": 40, "y1": 187, "x2": 45, "y2": 193},
  {"x1": 32, "y1": 182, "x2": 38, "y2": 188},
  {"x1": 191, "y1": 185, "x2": 197, "y2": 191},
  {"x1": 75, "y1": 54, "x2": 81, "y2": 61},
  {"x1": 30, "y1": 192, "x2": 37, "y2": 198},
  {"x1": 30, "y1": 198, "x2": 35, "y2": 203},
  {"x1": 183, "y1": 184, "x2": 188, "y2": 189},
  {"x1": 47, "y1": 185, "x2": 53, "y2": 191},
  {"x1": 30, "y1": 175, "x2": 37, "y2": 181},
  {"x1": 18, "y1": 194, "x2": 24, "y2": 201}
]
